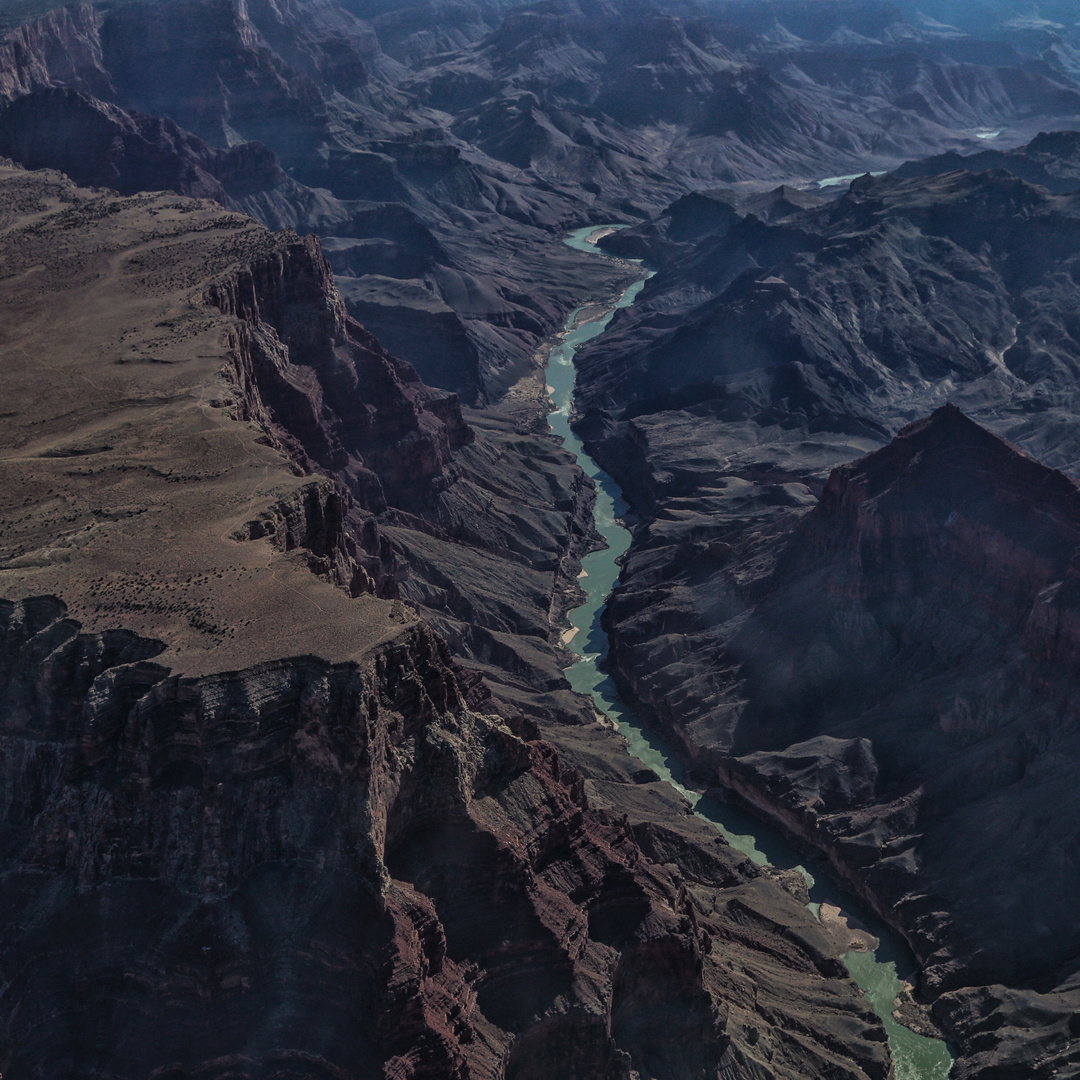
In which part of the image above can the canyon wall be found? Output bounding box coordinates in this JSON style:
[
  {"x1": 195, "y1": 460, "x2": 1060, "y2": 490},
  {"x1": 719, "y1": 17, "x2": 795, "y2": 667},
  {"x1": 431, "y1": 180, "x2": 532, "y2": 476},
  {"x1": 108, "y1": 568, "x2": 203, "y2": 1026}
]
[{"x1": 0, "y1": 163, "x2": 896, "y2": 1079}]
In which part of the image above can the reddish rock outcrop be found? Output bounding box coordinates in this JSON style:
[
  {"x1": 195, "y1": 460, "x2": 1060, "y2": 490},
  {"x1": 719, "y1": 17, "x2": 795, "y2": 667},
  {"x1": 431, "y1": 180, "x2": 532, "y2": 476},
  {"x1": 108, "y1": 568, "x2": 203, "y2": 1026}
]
[
  {"x1": 206, "y1": 230, "x2": 473, "y2": 514},
  {"x1": 0, "y1": 595, "x2": 893, "y2": 1080}
]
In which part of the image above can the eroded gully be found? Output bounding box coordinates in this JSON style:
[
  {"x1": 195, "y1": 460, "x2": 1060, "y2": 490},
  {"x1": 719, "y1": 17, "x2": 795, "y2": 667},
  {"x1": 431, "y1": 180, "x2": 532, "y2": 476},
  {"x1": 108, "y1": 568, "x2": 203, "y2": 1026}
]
[{"x1": 548, "y1": 225, "x2": 953, "y2": 1080}]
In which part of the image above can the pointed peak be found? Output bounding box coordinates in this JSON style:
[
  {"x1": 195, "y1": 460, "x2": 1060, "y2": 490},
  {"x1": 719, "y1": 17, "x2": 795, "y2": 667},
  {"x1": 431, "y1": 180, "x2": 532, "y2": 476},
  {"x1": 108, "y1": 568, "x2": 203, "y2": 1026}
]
[
  {"x1": 868, "y1": 404, "x2": 1021, "y2": 474},
  {"x1": 822, "y1": 404, "x2": 1080, "y2": 521},
  {"x1": 897, "y1": 401, "x2": 987, "y2": 439},
  {"x1": 888, "y1": 404, "x2": 1041, "y2": 467}
]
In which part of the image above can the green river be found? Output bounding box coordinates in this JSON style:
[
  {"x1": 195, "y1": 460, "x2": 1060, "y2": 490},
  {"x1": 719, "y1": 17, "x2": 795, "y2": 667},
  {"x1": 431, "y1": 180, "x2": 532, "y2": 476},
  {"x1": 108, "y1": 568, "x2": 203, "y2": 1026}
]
[{"x1": 548, "y1": 225, "x2": 954, "y2": 1080}]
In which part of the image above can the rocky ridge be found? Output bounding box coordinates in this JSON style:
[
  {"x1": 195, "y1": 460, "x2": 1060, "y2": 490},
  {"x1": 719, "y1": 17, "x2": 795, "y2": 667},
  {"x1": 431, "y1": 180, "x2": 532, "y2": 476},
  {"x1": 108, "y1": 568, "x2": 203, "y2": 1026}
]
[
  {"x1": 568, "y1": 152, "x2": 1080, "y2": 1077},
  {"x1": 580, "y1": 167, "x2": 1080, "y2": 481},
  {"x1": 895, "y1": 128, "x2": 1080, "y2": 192},
  {"x1": 583, "y1": 400, "x2": 1080, "y2": 1077},
  {"x1": 5, "y1": 0, "x2": 1080, "y2": 407}
]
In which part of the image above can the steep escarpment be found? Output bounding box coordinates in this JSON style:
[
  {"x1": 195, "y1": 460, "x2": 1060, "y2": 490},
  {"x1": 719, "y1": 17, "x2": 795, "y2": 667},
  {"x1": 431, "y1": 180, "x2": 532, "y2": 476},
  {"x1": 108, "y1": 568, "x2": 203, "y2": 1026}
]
[
  {"x1": 193, "y1": 174, "x2": 618, "y2": 727},
  {"x1": 0, "y1": 2, "x2": 111, "y2": 100},
  {"x1": 0, "y1": 166, "x2": 898, "y2": 1080},
  {"x1": 203, "y1": 225, "x2": 606, "y2": 715},
  {"x1": 205, "y1": 229, "x2": 472, "y2": 513},
  {"x1": 0, "y1": 161, "x2": 482, "y2": 664},
  {"x1": 0, "y1": 595, "x2": 519, "y2": 1080},
  {"x1": 0, "y1": 85, "x2": 319, "y2": 214},
  {"x1": 0, "y1": 592, "x2": 895, "y2": 1080},
  {"x1": 600, "y1": 406, "x2": 1080, "y2": 1078},
  {"x1": 0, "y1": 87, "x2": 228, "y2": 199},
  {"x1": 0, "y1": 0, "x2": 653, "y2": 745},
  {"x1": 896, "y1": 128, "x2": 1080, "y2": 193},
  {"x1": 0, "y1": 0, "x2": 639, "y2": 402}
]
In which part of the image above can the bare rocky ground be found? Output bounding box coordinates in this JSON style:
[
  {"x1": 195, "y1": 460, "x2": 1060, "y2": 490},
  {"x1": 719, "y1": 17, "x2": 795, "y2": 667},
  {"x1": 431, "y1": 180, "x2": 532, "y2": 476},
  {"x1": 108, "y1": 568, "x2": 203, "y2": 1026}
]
[{"x1": 3, "y1": 0, "x2": 1080, "y2": 1075}]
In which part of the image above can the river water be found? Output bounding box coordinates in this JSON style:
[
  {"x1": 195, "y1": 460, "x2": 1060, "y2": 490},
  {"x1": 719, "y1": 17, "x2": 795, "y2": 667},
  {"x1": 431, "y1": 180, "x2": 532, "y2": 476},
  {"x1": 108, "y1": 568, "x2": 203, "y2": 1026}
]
[{"x1": 549, "y1": 225, "x2": 953, "y2": 1080}]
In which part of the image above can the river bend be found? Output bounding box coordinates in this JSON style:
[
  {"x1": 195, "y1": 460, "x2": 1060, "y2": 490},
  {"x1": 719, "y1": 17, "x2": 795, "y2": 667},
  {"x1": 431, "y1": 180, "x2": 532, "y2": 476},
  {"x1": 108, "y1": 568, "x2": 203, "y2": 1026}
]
[{"x1": 549, "y1": 225, "x2": 953, "y2": 1080}]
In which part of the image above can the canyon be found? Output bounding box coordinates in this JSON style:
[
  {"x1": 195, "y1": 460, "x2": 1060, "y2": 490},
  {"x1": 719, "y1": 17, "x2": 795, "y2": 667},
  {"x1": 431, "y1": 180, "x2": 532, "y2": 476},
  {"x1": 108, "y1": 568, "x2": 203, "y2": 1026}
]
[
  {"x1": 0, "y1": 162, "x2": 894, "y2": 1080},
  {"x1": 2, "y1": 0, "x2": 1080, "y2": 1077}
]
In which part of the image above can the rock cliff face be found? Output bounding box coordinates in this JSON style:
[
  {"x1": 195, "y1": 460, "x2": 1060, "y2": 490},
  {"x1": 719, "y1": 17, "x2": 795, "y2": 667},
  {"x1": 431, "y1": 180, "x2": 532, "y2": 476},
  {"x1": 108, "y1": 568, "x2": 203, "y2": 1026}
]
[
  {"x1": 0, "y1": 597, "x2": 506, "y2": 1079},
  {"x1": 205, "y1": 230, "x2": 472, "y2": 513},
  {"x1": 0, "y1": 85, "x2": 319, "y2": 213},
  {"x1": 0, "y1": 87, "x2": 230, "y2": 200},
  {"x1": 0, "y1": 2, "x2": 111, "y2": 100},
  {"x1": 6, "y1": 0, "x2": 1080, "y2": 406},
  {"x1": 0, "y1": 164, "x2": 897, "y2": 1080},
  {"x1": 0, "y1": 592, "x2": 895, "y2": 1080}
]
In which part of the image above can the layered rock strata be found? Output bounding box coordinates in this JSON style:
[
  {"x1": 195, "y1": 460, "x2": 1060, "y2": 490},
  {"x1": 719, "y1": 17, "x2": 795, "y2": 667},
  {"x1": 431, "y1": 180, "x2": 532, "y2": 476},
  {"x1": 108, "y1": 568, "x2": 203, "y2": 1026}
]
[
  {"x1": 6, "y1": 0, "x2": 1080, "y2": 406},
  {"x1": 570, "y1": 156, "x2": 1080, "y2": 1080},
  {"x1": 0, "y1": 164, "x2": 895, "y2": 1079},
  {"x1": 0, "y1": 0, "x2": 640, "y2": 403}
]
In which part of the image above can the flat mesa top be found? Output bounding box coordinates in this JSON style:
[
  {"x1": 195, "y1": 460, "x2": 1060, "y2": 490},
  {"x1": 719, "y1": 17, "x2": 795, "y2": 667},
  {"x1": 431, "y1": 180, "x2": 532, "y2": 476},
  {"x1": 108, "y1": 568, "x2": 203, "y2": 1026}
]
[{"x1": 0, "y1": 164, "x2": 409, "y2": 674}]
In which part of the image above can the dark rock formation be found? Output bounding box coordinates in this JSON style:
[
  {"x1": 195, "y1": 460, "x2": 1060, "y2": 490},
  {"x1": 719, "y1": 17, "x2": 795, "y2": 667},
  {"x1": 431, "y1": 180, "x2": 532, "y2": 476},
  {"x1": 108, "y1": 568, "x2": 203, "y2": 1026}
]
[
  {"x1": 716, "y1": 407, "x2": 1080, "y2": 982},
  {"x1": 0, "y1": 85, "x2": 230, "y2": 199},
  {"x1": 0, "y1": 85, "x2": 321, "y2": 212},
  {"x1": 598, "y1": 405, "x2": 1080, "y2": 1078},
  {"x1": 575, "y1": 167, "x2": 1080, "y2": 484},
  {"x1": 597, "y1": 184, "x2": 828, "y2": 264},
  {"x1": 7, "y1": 0, "x2": 1080, "y2": 404},
  {"x1": 896, "y1": 128, "x2": 1080, "y2": 193},
  {"x1": 0, "y1": 165, "x2": 896, "y2": 1079},
  {"x1": 0, "y1": 2, "x2": 112, "y2": 100},
  {"x1": 566, "y1": 155, "x2": 1080, "y2": 1077}
]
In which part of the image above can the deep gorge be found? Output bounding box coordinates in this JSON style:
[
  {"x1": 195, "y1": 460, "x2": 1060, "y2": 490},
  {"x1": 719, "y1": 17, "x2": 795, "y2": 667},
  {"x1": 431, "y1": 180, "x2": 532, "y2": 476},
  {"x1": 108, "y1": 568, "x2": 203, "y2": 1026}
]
[{"x1": 2, "y1": 0, "x2": 1080, "y2": 1076}]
